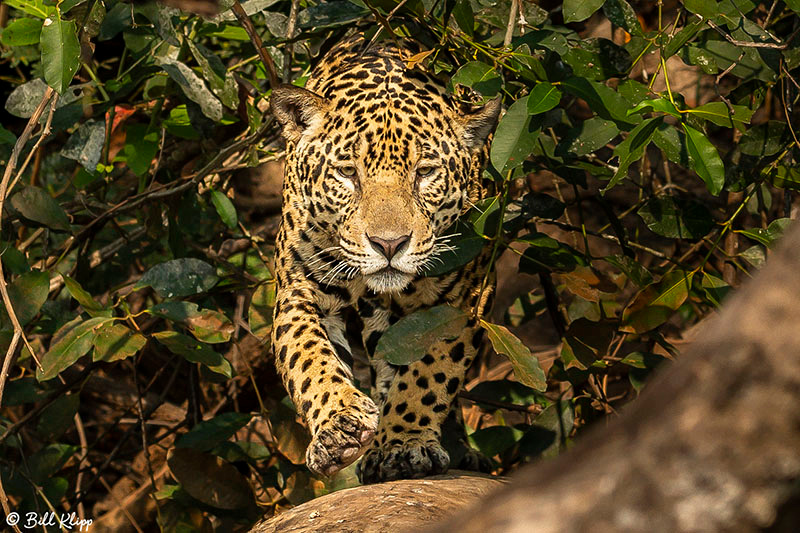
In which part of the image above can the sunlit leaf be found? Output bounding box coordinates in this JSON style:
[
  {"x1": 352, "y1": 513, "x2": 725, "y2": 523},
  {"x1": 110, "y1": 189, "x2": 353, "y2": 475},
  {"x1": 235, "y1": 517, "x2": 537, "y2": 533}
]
[
  {"x1": 37, "y1": 317, "x2": 112, "y2": 381},
  {"x1": 621, "y1": 271, "x2": 694, "y2": 333},
  {"x1": 92, "y1": 323, "x2": 147, "y2": 362},
  {"x1": 683, "y1": 123, "x2": 725, "y2": 195},
  {"x1": 490, "y1": 96, "x2": 539, "y2": 172},
  {"x1": 40, "y1": 14, "x2": 80, "y2": 94},
  {"x1": 480, "y1": 320, "x2": 546, "y2": 391},
  {"x1": 526, "y1": 83, "x2": 561, "y2": 115}
]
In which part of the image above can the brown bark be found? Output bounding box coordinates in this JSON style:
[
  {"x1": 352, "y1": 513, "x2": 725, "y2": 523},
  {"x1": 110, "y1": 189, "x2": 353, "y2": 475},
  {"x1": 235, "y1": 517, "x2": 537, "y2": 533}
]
[
  {"x1": 427, "y1": 223, "x2": 800, "y2": 533},
  {"x1": 249, "y1": 472, "x2": 504, "y2": 533}
]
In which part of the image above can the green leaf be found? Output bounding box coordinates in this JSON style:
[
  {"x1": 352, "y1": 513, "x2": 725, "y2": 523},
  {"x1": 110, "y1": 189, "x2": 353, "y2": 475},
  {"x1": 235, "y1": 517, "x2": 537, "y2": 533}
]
[
  {"x1": 653, "y1": 124, "x2": 692, "y2": 167},
  {"x1": 450, "y1": 61, "x2": 502, "y2": 97},
  {"x1": 627, "y1": 98, "x2": 680, "y2": 117},
  {"x1": 375, "y1": 305, "x2": 468, "y2": 365},
  {"x1": 663, "y1": 20, "x2": 704, "y2": 58},
  {"x1": 187, "y1": 40, "x2": 239, "y2": 109},
  {"x1": 490, "y1": 96, "x2": 539, "y2": 172},
  {"x1": 637, "y1": 196, "x2": 715, "y2": 239},
  {"x1": 1, "y1": 17, "x2": 43, "y2": 46},
  {"x1": 469, "y1": 196, "x2": 501, "y2": 236},
  {"x1": 37, "y1": 317, "x2": 112, "y2": 381},
  {"x1": 3, "y1": 0, "x2": 56, "y2": 19},
  {"x1": 786, "y1": 0, "x2": 800, "y2": 14},
  {"x1": 603, "y1": 0, "x2": 642, "y2": 35},
  {"x1": 739, "y1": 121, "x2": 788, "y2": 157},
  {"x1": 135, "y1": 258, "x2": 219, "y2": 298},
  {"x1": 92, "y1": 322, "x2": 147, "y2": 362},
  {"x1": 63, "y1": 276, "x2": 112, "y2": 318},
  {"x1": 766, "y1": 165, "x2": 800, "y2": 191},
  {"x1": 701, "y1": 273, "x2": 730, "y2": 307},
  {"x1": 521, "y1": 193, "x2": 565, "y2": 220},
  {"x1": 517, "y1": 401, "x2": 573, "y2": 458},
  {"x1": 210, "y1": 190, "x2": 238, "y2": 229},
  {"x1": 149, "y1": 301, "x2": 234, "y2": 344},
  {"x1": 621, "y1": 271, "x2": 693, "y2": 333},
  {"x1": 517, "y1": 233, "x2": 585, "y2": 274},
  {"x1": 122, "y1": 124, "x2": 159, "y2": 177},
  {"x1": 158, "y1": 57, "x2": 223, "y2": 121},
  {"x1": 683, "y1": 0, "x2": 719, "y2": 18},
  {"x1": 604, "y1": 117, "x2": 663, "y2": 192},
  {"x1": 736, "y1": 218, "x2": 792, "y2": 247},
  {"x1": 556, "y1": 117, "x2": 619, "y2": 157},
  {"x1": 163, "y1": 105, "x2": 201, "y2": 140},
  {"x1": 249, "y1": 282, "x2": 275, "y2": 340},
  {"x1": 682, "y1": 123, "x2": 725, "y2": 195},
  {"x1": 480, "y1": 320, "x2": 546, "y2": 391},
  {"x1": 526, "y1": 83, "x2": 561, "y2": 115},
  {"x1": 40, "y1": 14, "x2": 80, "y2": 94},
  {"x1": 686, "y1": 102, "x2": 753, "y2": 131},
  {"x1": 26, "y1": 444, "x2": 78, "y2": 484},
  {"x1": 176, "y1": 412, "x2": 253, "y2": 451},
  {"x1": 3, "y1": 377, "x2": 48, "y2": 406},
  {"x1": 153, "y1": 331, "x2": 233, "y2": 378},
  {"x1": 560, "y1": 77, "x2": 633, "y2": 125},
  {"x1": 563, "y1": 0, "x2": 604, "y2": 22},
  {"x1": 4, "y1": 271, "x2": 49, "y2": 326},
  {"x1": 297, "y1": 0, "x2": 370, "y2": 29},
  {"x1": 452, "y1": 0, "x2": 474, "y2": 37},
  {"x1": 563, "y1": 38, "x2": 632, "y2": 80},
  {"x1": 468, "y1": 425, "x2": 524, "y2": 458},
  {"x1": 10, "y1": 186, "x2": 71, "y2": 232},
  {"x1": 468, "y1": 379, "x2": 544, "y2": 406},
  {"x1": 560, "y1": 318, "x2": 615, "y2": 370},
  {"x1": 605, "y1": 254, "x2": 653, "y2": 287}
]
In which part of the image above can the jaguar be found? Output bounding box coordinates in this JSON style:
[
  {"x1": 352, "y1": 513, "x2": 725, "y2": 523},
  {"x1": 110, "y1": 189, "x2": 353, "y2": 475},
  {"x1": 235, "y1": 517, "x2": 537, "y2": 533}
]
[{"x1": 269, "y1": 34, "x2": 501, "y2": 483}]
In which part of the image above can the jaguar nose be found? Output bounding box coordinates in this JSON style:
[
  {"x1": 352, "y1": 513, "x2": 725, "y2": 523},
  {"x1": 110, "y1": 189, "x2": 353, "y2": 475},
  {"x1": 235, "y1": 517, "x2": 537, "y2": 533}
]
[{"x1": 367, "y1": 233, "x2": 411, "y2": 260}]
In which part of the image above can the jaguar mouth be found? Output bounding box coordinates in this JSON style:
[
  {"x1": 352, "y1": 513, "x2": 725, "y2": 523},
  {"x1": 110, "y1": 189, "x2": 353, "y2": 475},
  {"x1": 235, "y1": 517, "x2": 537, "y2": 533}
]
[{"x1": 364, "y1": 267, "x2": 414, "y2": 293}]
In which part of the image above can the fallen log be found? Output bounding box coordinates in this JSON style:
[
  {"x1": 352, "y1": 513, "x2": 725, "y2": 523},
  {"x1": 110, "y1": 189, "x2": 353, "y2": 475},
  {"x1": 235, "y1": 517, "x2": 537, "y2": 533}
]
[{"x1": 249, "y1": 472, "x2": 504, "y2": 532}]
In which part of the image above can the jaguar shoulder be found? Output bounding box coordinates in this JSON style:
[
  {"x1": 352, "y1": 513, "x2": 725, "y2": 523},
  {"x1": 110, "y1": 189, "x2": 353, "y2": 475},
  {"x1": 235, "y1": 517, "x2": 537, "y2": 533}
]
[{"x1": 269, "y1": 34, "x2": 500, "y2": 483}]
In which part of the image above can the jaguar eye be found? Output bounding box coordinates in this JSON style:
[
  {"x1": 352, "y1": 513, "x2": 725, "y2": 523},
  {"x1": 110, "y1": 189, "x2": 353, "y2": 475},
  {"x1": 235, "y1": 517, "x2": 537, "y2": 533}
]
[
  {"x1": 338, "y1": 165, "x2": 357, "y2": 178},
  {"x1": 417, "y1": 166, "x2": 436, "y2": 177}
]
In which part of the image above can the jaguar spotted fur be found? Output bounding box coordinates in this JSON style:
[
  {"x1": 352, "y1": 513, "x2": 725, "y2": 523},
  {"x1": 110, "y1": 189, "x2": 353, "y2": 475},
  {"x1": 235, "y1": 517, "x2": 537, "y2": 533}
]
[{"x1": 270, "y1": 34, "x2": 500, "y2": 483}]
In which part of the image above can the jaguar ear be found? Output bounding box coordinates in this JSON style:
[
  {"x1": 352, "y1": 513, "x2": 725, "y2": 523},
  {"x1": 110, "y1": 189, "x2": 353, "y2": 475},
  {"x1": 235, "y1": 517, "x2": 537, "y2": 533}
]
[
  {"x1": 271, "y1": 85, "x2": 328, "y2": 142},
  {"x1": 458, "y1": 96, "x2": 502, "y2": 150}
]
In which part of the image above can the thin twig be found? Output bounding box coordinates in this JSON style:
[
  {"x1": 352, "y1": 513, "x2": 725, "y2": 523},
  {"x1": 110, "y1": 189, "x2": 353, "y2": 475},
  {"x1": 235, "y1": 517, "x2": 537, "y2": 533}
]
[
  {"x1": 282, "y1": 0, "x2": 300, "y2": 83},
  {"x1": 503, "y1": 0, "x2": 519, "y2": 48},
  {"x1": 231, "y1": 0, "x2": 279, "y2": 90}
]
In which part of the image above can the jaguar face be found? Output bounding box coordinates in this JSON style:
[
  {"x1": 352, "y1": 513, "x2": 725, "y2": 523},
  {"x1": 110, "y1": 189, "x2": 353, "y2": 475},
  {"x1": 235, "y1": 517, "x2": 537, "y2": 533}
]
[{"x1": 272, "y1": 67, "x2": 500, "y2": 293}]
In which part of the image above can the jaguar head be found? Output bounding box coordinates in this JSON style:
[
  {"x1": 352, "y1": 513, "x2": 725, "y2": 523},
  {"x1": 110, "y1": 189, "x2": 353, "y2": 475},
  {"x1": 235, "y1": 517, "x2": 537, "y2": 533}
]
[{"x1": 272, "y1": 78, "x2": 500, "y2": 293}]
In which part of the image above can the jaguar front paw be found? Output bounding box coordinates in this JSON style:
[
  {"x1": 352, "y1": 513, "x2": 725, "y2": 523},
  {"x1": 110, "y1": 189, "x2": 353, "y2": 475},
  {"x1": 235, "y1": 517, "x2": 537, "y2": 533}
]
[
  {"x1": 357, "y1": 437, "x2": 450, "y2": 484},
  {"x1": 305, "y1": 392, "x2": 379, "y2": 477}
]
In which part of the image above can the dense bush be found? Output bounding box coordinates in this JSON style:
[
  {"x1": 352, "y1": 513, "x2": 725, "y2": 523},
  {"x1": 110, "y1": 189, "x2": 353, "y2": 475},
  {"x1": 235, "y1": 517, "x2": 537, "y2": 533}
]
[{"x1": 0, "y1": 0, "x2": 797, "y2": 530}]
